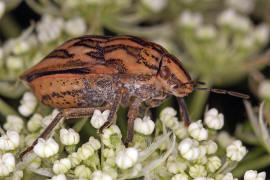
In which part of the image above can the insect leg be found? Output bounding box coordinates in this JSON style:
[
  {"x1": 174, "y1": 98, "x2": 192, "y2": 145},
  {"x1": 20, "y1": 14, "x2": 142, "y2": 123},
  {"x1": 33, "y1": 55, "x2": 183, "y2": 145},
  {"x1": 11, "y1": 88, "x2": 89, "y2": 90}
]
[
  {"x1": 124, "y1": 98, "x2": 142, "y2": 147},
  {"x1": 19, "y1": 106, "x2": 110, "y2": 160},
  {"x1": 99, "y1": 89, "x2": 122, "y2": 133},
  {"x1": 177, "y1": 97, "x2": 190, "y2": 126}
]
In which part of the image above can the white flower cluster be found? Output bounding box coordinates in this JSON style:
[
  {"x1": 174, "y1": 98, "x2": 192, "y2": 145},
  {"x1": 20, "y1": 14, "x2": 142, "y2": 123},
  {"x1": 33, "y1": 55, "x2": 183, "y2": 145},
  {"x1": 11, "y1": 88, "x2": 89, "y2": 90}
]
[{"x1": 18, "y1": 92, "x2": 38, "y2": 117}]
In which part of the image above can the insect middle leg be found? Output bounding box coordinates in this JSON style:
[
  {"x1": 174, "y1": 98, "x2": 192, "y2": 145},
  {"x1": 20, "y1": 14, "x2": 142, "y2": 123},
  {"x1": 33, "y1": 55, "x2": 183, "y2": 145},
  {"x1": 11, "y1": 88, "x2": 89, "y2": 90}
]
[{"x1": 19, "y1": 106, "x2": 110, "y2": 160}]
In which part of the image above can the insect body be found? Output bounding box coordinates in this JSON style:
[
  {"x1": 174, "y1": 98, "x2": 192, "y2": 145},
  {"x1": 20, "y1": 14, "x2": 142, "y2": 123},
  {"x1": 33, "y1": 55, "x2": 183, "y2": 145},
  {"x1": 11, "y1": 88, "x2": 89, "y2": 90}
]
[{"x1": 19, "y1": 35, "x2": 247, "y2": 159}]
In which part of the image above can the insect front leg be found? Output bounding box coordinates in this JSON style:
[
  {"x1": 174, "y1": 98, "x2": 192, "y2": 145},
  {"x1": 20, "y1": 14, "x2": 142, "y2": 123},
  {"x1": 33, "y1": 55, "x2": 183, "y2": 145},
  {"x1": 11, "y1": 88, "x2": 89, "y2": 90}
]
[
  {"x1": 124, "y1": 98, "x2": 142, "y2": 147},
  {"x1": 19, "y1": 106, "x2": 111, "y2": 160}
]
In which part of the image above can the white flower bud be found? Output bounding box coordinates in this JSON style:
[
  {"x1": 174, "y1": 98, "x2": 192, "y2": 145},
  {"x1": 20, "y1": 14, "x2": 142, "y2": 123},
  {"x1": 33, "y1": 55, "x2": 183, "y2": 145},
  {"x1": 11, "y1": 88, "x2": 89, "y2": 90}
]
[
  {"x1": 103, "y1": 148, "x2": 115, "y2": 158},
  {"x1": 196, "y1": 25, "x2": 217, "y2": 40},
  {"x1": 171, "y1": 173, "x2": 189, "y2": 180},
  {"x1": 34, "y1": 138, "x2": 59, "y2": 158},
  {"x1": 12, "y1": 170, "x2": 23, "y2": 180},
  {"x1": 167, "y1": 161, "x2": 187, "y2": 174},
  {"x1": 226, "y1": 140, "x2": 247, "y2": 161},
  {"x1": 102, "y1": 125, "x2": 122, "y2": 147},
  {"x1": 51, "y1": 174, "x2": 67, "y2": 180},
  {"x1": 189, "y1": 165, "x2": 207, "y2": 178},
  {"x1": 4, "y1": 115, "x2": 24, "y2": 132},
  {"x1": 0, "y1": 131, "x2": 20, "y2": 151},
  {"x1": 0, "y1": 1, "x2": 5, "y2": 19},
  {"x1": 29, "y1": 157, "x2": 41, "y2": 169},
  {"x1": 207, "y1": 156, "x2": 221, "y2": 173},
  {"x1": 174, "y1": 121, "x2": 188, "y2": 139},
  {"x1": 60, "y1": 128, "x2": 80, "y2": 145},
  {"x1": 74, "y1": 165, "x2": 91, "y2": 179},
  {"x1": 159, "y1": 107, "x2": 179, "y2": 130},
  {"x1": 0, "y1": 153, "x2": 15, "y2": 176},
  {"x1": 116, "y1": 147, "x2": 138, "y2": 169},
  {"x1": 217, "y1": 172, "x2": 237, "y2": 180},
  {"x1": 178, "y1": 10, "x2": 203, "y2": 28},
  {"x1": 202, "y1": 140, "x2": 218, "y2": 154},
  {"x1": 37, "y1": 15, "x2": 64, "y2": 43},
  {"x1": 258, "y1": 81, "x2": 270, "y2": 99},
  {"x1": 198, "y1": 145, "x2": 207, "y2": 159},
  {"x1": 194, "y1": 177, "x2": 214, "y2": 180},
  {"x1": 188, "y1": 120, "x2": 208, "y2": 141},
  {"x1": 27, "y1": 113, "x2": 43, "y2": 132},
  {"x1": 244, "y1": 170, "x2": 266, "y2": 180},
  {"x1": 134, "y1": 116, "x2": 155, "y2": 135},
  {"x1": 254, "y1": 24, "x2": 269, "y2": 44},
  {"x1": 178, "y1": 138, "x2": 200, "y2": 161},
  {"x1": 53, "y1": 158, "x2": 71, "y2": 174},
  {"x1": 91, "y1": 109, "x2": 110, "y2": 129},
  {"x1": 68, "y1": 152, "x2": 81, "y2": 167},
  {"x1": 204, "y1": 108, "x2": 224, "y2": 130},
  {"x1": 13, "y1": 41, "x2": 30, "y2": 55},
  {"x1": 92, "y1": 170, "x2": 112, "y2": 180},
  {"x1": 6, "y1": 56, "x2": 23, "y2": 70},
  {"x1": 89, "y1": 136, "x2": 101, "y2": 150},
  {"x1": 141, "y1": 0, "x2": 167, "y2": 12},
  {"x1": 65, "y1": 17, "x2": 86, "y2": 36},
  {"x1": 19, "y1": 92, "x2": 38, "y2": 117},
  {"x1": 77, "y1": 142, "x2": 94, "y2": 160}
]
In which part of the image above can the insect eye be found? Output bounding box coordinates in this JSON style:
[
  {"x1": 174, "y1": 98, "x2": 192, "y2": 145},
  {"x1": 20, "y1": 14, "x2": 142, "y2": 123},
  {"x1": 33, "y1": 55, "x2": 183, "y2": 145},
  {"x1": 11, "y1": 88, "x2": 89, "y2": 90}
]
[{"x1": 160, "y1": 66, "x2": 170, "y2": 80}]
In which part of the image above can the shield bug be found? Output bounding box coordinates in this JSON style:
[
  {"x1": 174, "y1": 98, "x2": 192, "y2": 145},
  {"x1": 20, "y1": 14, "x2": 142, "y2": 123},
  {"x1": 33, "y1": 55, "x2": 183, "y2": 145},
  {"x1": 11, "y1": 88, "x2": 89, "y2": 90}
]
[{"x1": 19, "y1": 35, "x2": 249, "y2": 159}]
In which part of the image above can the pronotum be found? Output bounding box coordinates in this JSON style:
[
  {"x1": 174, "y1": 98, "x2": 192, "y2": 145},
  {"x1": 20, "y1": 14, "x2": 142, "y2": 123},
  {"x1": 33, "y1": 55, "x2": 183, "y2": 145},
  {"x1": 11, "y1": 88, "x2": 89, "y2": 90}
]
[{"x1": 19, "y1": 35, "x2": 249, "y2": 159}]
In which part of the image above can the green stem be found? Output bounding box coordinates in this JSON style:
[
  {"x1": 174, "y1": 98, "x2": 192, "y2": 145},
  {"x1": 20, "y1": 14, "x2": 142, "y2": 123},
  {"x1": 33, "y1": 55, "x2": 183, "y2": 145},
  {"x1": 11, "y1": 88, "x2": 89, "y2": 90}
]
[
  {"x1": 0, "y1": 98, "x2": 18, "y2": 116},
  {"x1": 232, "y1": 154, "x2": 270, "y2": 177},
  {"x1": 188, "y1": 77, "x2": 211, "y2": 121}
]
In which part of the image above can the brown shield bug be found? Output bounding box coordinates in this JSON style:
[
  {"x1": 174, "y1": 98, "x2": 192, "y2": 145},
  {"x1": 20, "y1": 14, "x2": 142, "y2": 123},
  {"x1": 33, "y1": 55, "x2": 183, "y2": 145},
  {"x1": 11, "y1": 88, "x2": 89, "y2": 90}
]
[{"x1": 19, "y1": 35, "x2": 249, "y2": 159}]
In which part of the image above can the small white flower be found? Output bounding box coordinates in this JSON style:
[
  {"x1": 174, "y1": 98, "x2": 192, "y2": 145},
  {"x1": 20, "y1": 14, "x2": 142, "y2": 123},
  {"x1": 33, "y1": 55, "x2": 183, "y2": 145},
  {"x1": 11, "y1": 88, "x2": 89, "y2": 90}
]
[
  {"x1": 37, "y1": 15, "x2": 64, "y2": 43},
  {"x1": 141, "y1": 0, "x2": 167, "y2": 12},
  {"x1": 65, "y1": 17, "x2": 86, "y2": 36},
  {"x1": 167, "y1": 160, "x2": 187, "y2": 174},
  {"x1": 6, "y1": 56, "x2": 23, "y2": 70},
  {"x1": 90, "y1": 109, "x2": 110, "y2": 129},
  {"x1": 134, "y1": 116, "x2": 155, "y2": 135},
  {"x1": 258, "y1": 81, "x2": 270, "y2": 99},
  {"x1": 29, "y1": 157, "x2": 41, "y2": 169},
  {"x1": 204, "y1": 108, "x2": 224, "y2": 130},
  {"x1": 53, "y1": 158, "x2": 72, "y2": 174},
  {"x1": 18, "y1": 92, "x2": 38, "y2": 117},
  {"x1": 12, "y1": 170, "x2": 23, "y2": 180},
  {"x1": 77, "y1": 142, "x2": 94, "y2": 160},
  {"x1": 102, "y1": 125, "x2": 122, "y2": 147},
  {"x1": 196, "y1": 25, "x2": 217, "y2": 40},
  {"x1": 160, "y1": 107, "x2": 179, "y2": 130},
  {"x1": 92, "y1": 170, "x2": 112, "y2": 180},
  {"x1": 189, "y1": 164, "x2": 207, "y2": 178},
  {"x1": 68, "y1": 152, "x2": 81, "y2": 168},
  {"x1": 13, "y1": 41, "x2": 30, "y2": 54},
  {"x1": 51, "y1": 174, "x2": 67, "y2": 180},
  {"x1": 4, "y1": 115, "x2": 24, "y2": 132},
  {"x1": 74, "y1": 165, "x2": 92, "y2": 179},
  {"x1": 202, "y1": 140, "x2": 218, "y2": 155},
  {"x1": 207, "y1": 156, "x2": 221, "y2": 173},
  {"x1": 27, "y1": 113, "x2": 43, "y2": 132},
  {"x1": 171, "y1": 173, "x2": 189, "y2": 180},
  {"x1": 116, "y1": 147, "x2": 138, "y2": 169},
  {"x1": 0, "y1": 1, "x2": 5, "y2": 19},
  {"x1": 226, "y1": 0, "x2": 255, "y2": 14},
  {"x1": 188, "y1": 120, "x2": 208, "y2": 141},
  {"x1": 174, "y1": 121, "x2": 188, "y2": 139},
  {"x1": 103, "y1": 148, "x2": 115, "y2": 158},
  {"x1": 254, "y1": 24, "x2": 270, "y2": 44},
  {"x1": 0, "y1": 153, "x2": 15, "y2": 177},
  {"x1": 178, "y1": 10, "x2": 203, "y2": 28},
  {"x1": 89, "y1": 136, "x2": 101, "y2": 150},
  {"x1": 244, "y1": 170, "x2": 266, "y2": 180},
  {"x1": 60, "y1": 128, "x2": 80, "y2": 145},
  {"x1": 226, "y1": 140, "x2": 247, "y2": 161},
  {"x1": 33, "y1": 138, "x2": 59, "y2": 158},
  {"x1": 178, "y1": 138, "x2": 200, "y2": 161},
  {"x1": 0, "y1": 131, "x2": 20, "y2": 151}
]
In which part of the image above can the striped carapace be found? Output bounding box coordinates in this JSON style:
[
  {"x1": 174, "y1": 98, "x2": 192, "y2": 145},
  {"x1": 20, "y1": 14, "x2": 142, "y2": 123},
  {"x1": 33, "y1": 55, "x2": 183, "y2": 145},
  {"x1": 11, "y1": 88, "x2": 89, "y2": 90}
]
[{"x1": 19, "y1": 35, "x2": 249, "y2": 159}]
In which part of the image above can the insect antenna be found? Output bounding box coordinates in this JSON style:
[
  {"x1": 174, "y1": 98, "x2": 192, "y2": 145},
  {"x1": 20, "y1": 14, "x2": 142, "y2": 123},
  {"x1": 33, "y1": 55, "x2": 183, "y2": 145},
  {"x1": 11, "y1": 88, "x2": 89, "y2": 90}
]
[{"x1": 194, "y1": 87, "x2": 250, "y2": 99}]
